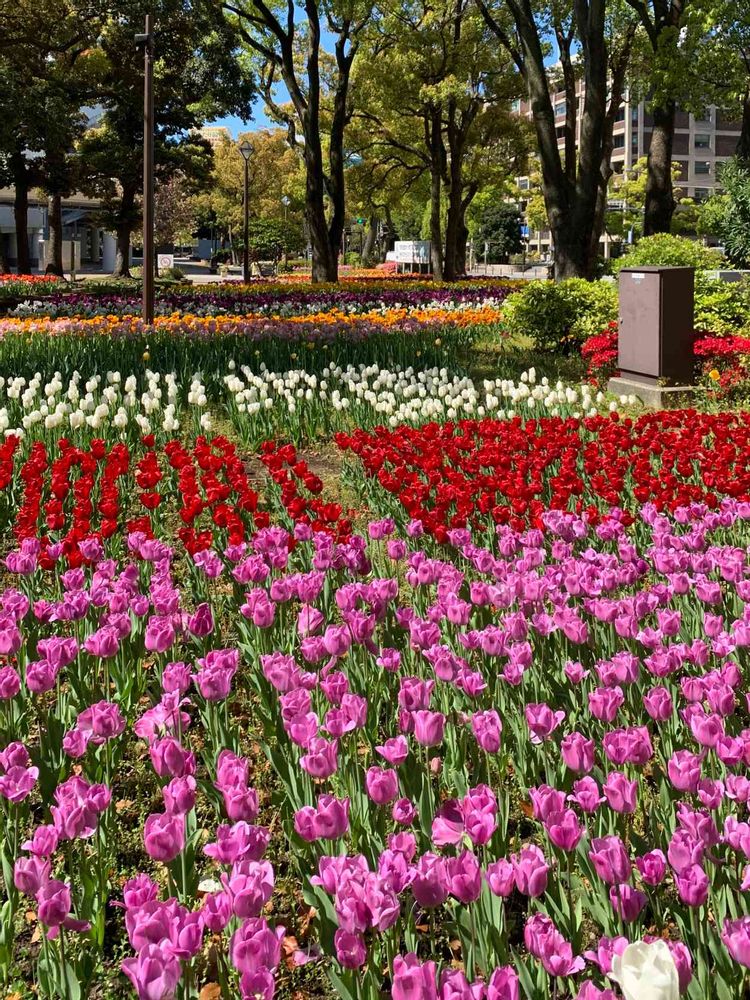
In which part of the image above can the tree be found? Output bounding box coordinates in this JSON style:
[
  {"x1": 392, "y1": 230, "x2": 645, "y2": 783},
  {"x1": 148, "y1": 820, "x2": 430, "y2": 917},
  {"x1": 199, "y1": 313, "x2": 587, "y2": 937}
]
[
  {"x1": 0, "y1": 0, "x2": 100, "y2": 273},
  {"x1": 607, "y1": 155, "x2": 685, "y2": 238},
  {"x1": 714, "y1": 158, "x2": 750, "y2": 266},
  {"x1": 78, "y1": 0, "x2": 254, "y2": 277},
  {"x1": 154, "y1": 174, "x2": 198, "y2": 246},
  {"x1": 193, "y1": 130, "x2": 305, "y2": 251},
  {"x1": 473, "y1": 202, "x2": 523, "y2": 261},
  {"x1": 683, "y1": 0, "x2": 750, "y2": 163},
  {"x1": 348, "y1": 0, "x2": 526, "y2": 279},
  {"x1": 622, "y1": 0, "x2": 712, "y2": 234},
  {"x1": 225, "y1": 0, "x2": 374, "y2": 282},
  {"x1": 245, "y1": 218, "x2": 307, "y2": 261},
  {"x1": 477, "y1": 0, "x2": 640, "y2": 278}
]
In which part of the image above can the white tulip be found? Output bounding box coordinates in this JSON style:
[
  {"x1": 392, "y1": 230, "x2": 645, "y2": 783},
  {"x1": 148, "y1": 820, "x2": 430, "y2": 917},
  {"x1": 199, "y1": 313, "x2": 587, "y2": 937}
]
[{"x1": 609, "y1": 940, "x2": 679, "y2": 1000}]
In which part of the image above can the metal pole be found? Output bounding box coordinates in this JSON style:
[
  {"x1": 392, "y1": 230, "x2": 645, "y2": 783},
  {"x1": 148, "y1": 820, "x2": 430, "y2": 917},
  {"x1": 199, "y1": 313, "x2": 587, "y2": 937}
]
[
  {"x1": 142, "y1": 14, "x2": 155, "y2": 323},
  {"x1": 243, "y1": 158, "x2": 249, "y2": 283}
]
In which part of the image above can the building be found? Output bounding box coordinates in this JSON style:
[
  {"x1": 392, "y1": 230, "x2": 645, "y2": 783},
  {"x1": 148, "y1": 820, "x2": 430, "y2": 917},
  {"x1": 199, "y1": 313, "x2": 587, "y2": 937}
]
[
  {"x1": 199, "y1": 125, "x2": 232, "y2": 149},
  {"x1": 514, "y1": 87, "x2": 743, "y2": 255},
  {"x1": 0, "y1": 189, "x2": 110, "y2": 273}
]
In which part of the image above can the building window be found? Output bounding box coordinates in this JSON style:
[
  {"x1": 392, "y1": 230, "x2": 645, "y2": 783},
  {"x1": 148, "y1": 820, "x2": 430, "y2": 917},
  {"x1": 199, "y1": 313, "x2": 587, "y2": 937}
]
[
  {"x1": 556, "y1": 126, "x2": 567, "y2": 140},
  {"x1": 694, "y1": 107, "x2": 712, "y2": 123},
  {"x1": 511, "y1": 99, "x2": 521, "y2": 113},
  {"x1": 694, "y1": 161, "x2": 711, "y2": 175},
  {"x1": 517, "y1": 177, "x2": 530, "y2": 190},
  {"x1": 694, "y1": 134, "x2": 711, "y2": 149},
  {"x1": 554, "y1": 102, "x2": 566, "y2": 118},
  {"x1": 613, "y1": 133, "x2": 625, "y2": 149},
  {"x1": 615, "y1": 105, "x2": 626, "y2": 122},
  {"x1": 692, "y1": 187, "x2": 710, "y2": 201},
  {"x1": 631, "y1": 106, "x2": 639, "y2": 124}
]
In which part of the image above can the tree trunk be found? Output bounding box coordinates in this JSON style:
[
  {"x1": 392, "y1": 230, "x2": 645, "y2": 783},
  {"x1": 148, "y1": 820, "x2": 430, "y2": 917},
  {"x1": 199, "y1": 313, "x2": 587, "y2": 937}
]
[
  {"x1": 737, "y1": 89, "x2": 750, "y2": 163},
  {"x1": 429, "y1": 165, "x2": 444, "y2": 280},
  {"x1": 304, "y1": 129, "x2": 338, "y2": 283},
  {"x1": 644, "y1": 100, "x2": 676, "y2": 235},
  {"x1": 455, "y1": 214, "x2": 469, "y2": 275},
  {"x1": 361, "y1": 215, "x2": 378, "y2": 265},
  {"x1": 443, "y1": 181, "x2": 463, "y2": 281},
  {"x1": 112, "y1": 182, "x2": 137, "y2": 278},
  {"x1": 48, "y1": 194, "x2": 65, "y2": 277},
  {"x1": 12, "y1": 150, "x2": 30, "y2": 275},
  {"x1": 428, "y1": 109, "x2": 444, "y2": 281},
  {"x1": 552, "y1": 228, "x2": 592, "y2": 280},
  {"x1": 113, "y1": 225, "x2": 132, "y2": 278}
]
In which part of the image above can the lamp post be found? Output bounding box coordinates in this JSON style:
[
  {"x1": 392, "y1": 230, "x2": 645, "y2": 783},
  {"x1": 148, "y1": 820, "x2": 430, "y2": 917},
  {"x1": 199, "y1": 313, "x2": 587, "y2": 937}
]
[
  {"x1": 239, "y1": 139, "x2": 251, "y2": 283},
  {"x1": 135, "y1": 15, "x2": 154, "y2": 323}
]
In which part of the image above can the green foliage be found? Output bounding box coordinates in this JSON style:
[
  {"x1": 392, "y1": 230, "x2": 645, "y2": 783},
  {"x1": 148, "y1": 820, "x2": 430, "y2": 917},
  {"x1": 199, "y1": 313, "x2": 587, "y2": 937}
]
[
  {"x1": 239, "y1": 219, "x2": 306, "y2": 261},
  {"x1": 474, "y1": 203, "x2": 523, "y2": 261},
  {"x1": 716, "y1": 159, "x2": 750, "y2": 269},
  {"x1": 695, "y1": 276, "x2": 750, "y2": 334},
  {"x1": 500, "y1": 279, "x2": 617, "y2": 353},
  {"x1": 613, "y1": 233, "x2": 725, "y2": 271}
]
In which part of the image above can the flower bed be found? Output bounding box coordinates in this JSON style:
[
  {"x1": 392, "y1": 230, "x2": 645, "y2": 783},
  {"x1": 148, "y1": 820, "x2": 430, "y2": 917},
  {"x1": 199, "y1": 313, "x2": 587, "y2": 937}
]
[
  {"x1": 0, "y1": 312, "x2": 491, "y2": 383},
  {"x1": 336, "y1": 409, "x2": 750, "y2": 537},
  {"x1": 0, "y1": 274, "x2": 70, "y2": 300},
  {"x1": 2, "y1": 434, "x2": 264, "y2": 565},
  {"x1": 11, "y1": 280, "x2": 515, "y2": 320},
  {"x1": 3, "y1": 496, "x2": 750, "y2": 998}
]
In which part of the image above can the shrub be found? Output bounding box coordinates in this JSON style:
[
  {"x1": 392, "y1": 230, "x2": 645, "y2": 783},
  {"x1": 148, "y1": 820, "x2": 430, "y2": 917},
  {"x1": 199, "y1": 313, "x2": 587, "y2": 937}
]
[
  {"x1": 694, "y1": 332, "x2": 750, "y2": 394},
  {"x1": 716, "y1": 158, "x2": 750, "y2": 268},
  {"x1": 581, "y1": 322, "x2": 619, "y2": 385},
  {"x1": 695, "y1": 275, "x2": 750, "y2": 335},
  {"x1": 500, "y1": 278, "x2": 618, "y2": 353},
  {"x1": 613, "y1": 233, "x2": 725, "y2": 271}
]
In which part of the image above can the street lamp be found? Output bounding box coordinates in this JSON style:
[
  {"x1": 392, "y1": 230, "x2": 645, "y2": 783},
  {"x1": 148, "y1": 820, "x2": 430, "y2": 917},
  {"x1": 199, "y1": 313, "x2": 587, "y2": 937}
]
[{"x1": 239, "y1": 139, "x2": 252, "y2": 283}]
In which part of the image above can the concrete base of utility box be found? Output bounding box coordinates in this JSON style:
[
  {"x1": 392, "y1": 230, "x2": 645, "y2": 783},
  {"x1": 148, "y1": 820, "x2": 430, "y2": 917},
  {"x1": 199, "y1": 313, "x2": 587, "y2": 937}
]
[{"x1": 608, "y1": 376, "x2": 704, "y2": 409}]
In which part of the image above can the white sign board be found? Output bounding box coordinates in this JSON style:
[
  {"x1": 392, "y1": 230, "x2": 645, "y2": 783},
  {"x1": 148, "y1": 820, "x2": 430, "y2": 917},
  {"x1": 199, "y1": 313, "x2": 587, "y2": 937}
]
[
  {"x1": 393, "y1": 240, "x2": 431, "y2": 264},
  {"x1": 157, "y1": 253, "x2": 175, "y2": 270}
]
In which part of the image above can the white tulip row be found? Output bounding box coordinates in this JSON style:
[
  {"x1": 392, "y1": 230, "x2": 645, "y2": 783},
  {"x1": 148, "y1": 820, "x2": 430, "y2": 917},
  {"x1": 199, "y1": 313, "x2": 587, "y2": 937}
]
[
  {"x1": 222, "y1": 361, "x2": 637, "y2": 434},
  {"x1": 0, "y1": 364, "x2": 635, "y2": 444},
  {"x1": 0, "y1": 370, "x2": 212, "y2": 439}
]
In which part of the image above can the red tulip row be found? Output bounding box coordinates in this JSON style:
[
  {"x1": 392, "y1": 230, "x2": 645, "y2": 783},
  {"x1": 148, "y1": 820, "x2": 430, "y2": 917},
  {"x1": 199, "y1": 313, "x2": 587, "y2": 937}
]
[
  {"x1": 335, "y1": 410, "x2": 750, "y2": 539},
  {"x1": 8, "y1": 435, "x2": 264, "y2": 566}
]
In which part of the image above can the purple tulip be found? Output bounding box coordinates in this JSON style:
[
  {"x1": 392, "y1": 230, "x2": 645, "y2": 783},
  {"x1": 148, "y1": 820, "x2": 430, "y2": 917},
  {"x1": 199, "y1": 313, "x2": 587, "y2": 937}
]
[
  {"x1": 636, "y1": 849, "x2": 667, "y2": 886},
  {"x1": 122, "y1": 944, "x2": 181, "y2": 1000},
  {"x1": 525, "y1": 703, "x2": 565, "y2": 744},
  {"x1": 334, "y1": 929, "x2": 367, "y2": 969},
  {"x1": 602, "y1": 771, "x2": 638, "y2": 813},
  {"x1": 365, "y1": 766, "x2": 399, "y2": 805},
  {"x1": 412, "y1": 710, "x2": 446, "y2": 747},
  {"x1": 511, "y1": 844, "x2": 549, "y2": 897},
  {"x1": 589, "y1": 836, "x2": 631, "y2": 884},
  {"x1": 486, "y1": 966, "x2": 520, "y2": 1000},
  {"x1": 411, "y1": 853, "x2": 450, "y2": 908},
  {"x1": 676, "y1": 863, "x2": 710, "y2": 907},
  {"x1": 143, "y1": 813, "x2": 185, "y2": 863},
  {"x1": 722, "y1": 916, "x2": 750, "y2": 968},
  {"x1": 446, "y1": 850, "x2": 482, "y2": 904},
  {"x1": 392, "y1": 953, "x2": 438, "y2": 1000}
]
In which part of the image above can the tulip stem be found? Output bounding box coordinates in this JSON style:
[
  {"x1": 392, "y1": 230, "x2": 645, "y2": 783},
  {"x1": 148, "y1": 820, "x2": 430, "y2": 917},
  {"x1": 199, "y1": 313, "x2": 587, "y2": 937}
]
[{"x1": 58, "y1": 927, "x2": 69, "y2": 1000}]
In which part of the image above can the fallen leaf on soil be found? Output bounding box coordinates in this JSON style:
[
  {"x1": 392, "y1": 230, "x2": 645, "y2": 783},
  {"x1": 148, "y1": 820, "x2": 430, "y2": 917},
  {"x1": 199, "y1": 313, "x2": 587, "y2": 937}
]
[
  {"x1": 282, "y1": 935, "x2": 299, "y2": 970},
  {"x1": 298, "y1": 906, "x2": 316, "y2": 935}
]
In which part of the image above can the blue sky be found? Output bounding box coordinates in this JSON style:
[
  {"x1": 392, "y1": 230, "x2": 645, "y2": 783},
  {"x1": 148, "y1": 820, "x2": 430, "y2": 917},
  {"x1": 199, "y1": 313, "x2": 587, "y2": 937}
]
[{"x1": 211, "y1": 104, "x2": 276, "y2": 137}]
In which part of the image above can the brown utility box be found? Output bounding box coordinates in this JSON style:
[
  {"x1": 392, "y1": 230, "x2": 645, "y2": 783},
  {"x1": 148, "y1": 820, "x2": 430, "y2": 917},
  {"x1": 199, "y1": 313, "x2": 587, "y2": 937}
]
[{"x1": 618, "y1": 266, "x2": 695, "y2": 385}]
